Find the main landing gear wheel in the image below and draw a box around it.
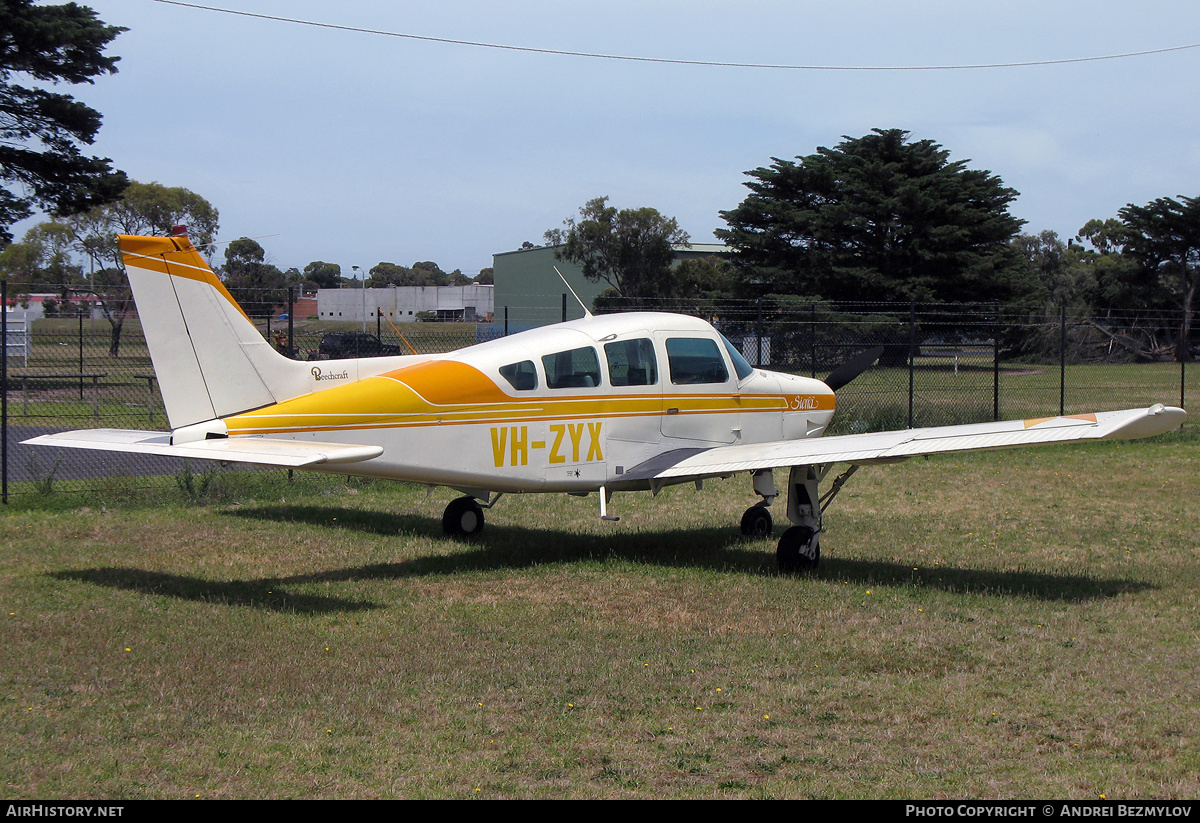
[777,526,820,573]
[739,505,774,538]
[442,496,485,538]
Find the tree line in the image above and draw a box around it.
[0,179,491,353]
[548,130,1199,361]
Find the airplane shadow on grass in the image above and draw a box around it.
[53,503,1157,614]
[50,566,380,615]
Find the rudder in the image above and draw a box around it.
[120,234,310,428]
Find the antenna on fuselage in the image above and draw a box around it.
[554,266,593,319]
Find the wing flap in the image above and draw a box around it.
[23,429,383,468]
[626,405,1185,481]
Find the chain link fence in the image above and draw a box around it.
[3,284,1194,499]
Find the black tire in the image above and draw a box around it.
[442,496,485,537]
[777,526,820,573]
[739,505,774,538]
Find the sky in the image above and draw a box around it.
[22,0,1200,279]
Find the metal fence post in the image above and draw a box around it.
[755,296,763,367]
[1060,303,1067,417]
[287,286,295,358]
[1182,354,1187,412]
[810,303,816,379]
[908,301,916,429]
[993,303,1001,421]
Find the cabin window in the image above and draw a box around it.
[542,346,601,389]
[499,360,538,391]
[604,338,657,387]
[666,337,729,385]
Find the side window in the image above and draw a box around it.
[542,346,601,389]
[666,337,729,385]
[604,338,658,387]
[498,360,538,391]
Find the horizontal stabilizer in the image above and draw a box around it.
[624,405,1186,481]
[23,429,383,468]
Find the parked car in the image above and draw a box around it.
[313,332,403,359]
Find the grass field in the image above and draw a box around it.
[2,426,1197,798]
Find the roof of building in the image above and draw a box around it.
[494,243,729,258]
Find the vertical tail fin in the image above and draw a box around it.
[120,234,311,428]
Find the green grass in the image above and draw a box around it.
[2,428,1198,798]
[830,359,1195,433]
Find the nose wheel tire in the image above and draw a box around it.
[443,496,485,537]
[777,526,820,572]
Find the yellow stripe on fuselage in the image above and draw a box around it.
[224,360,834,436]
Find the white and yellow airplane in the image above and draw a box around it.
[27,233,1187,571]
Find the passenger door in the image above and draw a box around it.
[655,333,740,445]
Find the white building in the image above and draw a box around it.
[316,285,494,323]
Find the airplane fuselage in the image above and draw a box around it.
[217,312,836,495]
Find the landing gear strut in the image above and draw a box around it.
[763,464,860,573]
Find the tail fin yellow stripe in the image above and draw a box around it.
[119,234,253,325]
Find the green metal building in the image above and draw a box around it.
[490,243,730,331]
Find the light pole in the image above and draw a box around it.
[352,265,366,332]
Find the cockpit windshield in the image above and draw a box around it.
[720,333,755,380]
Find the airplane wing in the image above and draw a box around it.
[624,404,1186,482]
[22,429,383,468]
